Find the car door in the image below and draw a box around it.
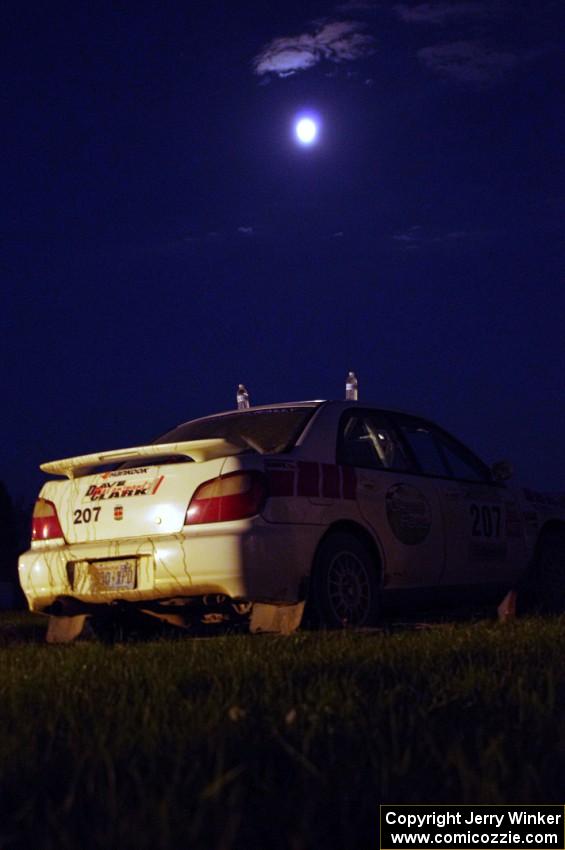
[392,414,528,588]
[337,409,445,590]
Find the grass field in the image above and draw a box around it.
[1,611,564,850]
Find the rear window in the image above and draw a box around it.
[155,407,317,455]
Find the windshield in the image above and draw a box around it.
[155,406,318,455]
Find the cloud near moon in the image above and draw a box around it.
[417,41,520,83]
[253,20,375,77]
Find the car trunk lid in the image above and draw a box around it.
[37,440,246,544]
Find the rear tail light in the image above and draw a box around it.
[31,498,66,542]
[185,471,267,525]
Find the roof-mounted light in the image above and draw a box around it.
[237,384,250,410]
[345,371,358,401]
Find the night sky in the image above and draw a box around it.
[3,0,564,504]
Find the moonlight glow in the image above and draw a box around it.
[295,117,319,145]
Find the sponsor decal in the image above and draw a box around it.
[101,467,149,479]
[505,502,524,538]
[85,475,164,501]
[523,488,565,507]
[386,484,432,545]
[469,540,507,561]
[114,506,124,520]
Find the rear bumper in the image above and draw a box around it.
[19,518,320,613]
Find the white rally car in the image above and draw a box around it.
[19,396,565,640]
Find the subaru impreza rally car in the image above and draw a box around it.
[19,397,565,641]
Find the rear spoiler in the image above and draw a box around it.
[40,439,245,479]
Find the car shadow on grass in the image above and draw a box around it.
[0,608,253,644]
[0,603,506,645]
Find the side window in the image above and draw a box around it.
[435,436,488,482]
[397,417,488,482]
[399,423,449,477]
[339,413,410,471]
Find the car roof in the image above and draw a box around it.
[175,399,419,428]
[170,400,324,428]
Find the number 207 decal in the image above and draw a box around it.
[73,507,101,524]
[470,504,501,538]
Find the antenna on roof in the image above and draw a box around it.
[345,371,358,401]
[237,384,250,410]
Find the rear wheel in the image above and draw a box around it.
[535,529,565,614]
[311,532,380,628]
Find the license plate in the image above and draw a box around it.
[90,559,136,590]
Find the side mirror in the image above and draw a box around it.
[491,460,513,482]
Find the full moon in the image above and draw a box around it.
[295,117,319,145]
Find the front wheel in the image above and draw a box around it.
[311,532,381,628]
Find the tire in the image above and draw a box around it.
[311,532,381,628]
[535,529,565,614]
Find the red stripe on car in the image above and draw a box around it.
[152,475,165,495]
[321,463,340,498]
[267,470,295,497]
[297,461,320,497]
[341,466,357,499]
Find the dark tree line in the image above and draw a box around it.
[0,482,31,600]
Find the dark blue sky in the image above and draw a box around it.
[2,0,564,502]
